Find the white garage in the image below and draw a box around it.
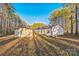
[14,28,33,37]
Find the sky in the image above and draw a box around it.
[12,3,63,25]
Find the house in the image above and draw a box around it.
[35,26,52,36]
[52,25,64,37]
[35,25,64,36]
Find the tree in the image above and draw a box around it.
[75,4,78,34]
[49,7,72,33]
[64,3,79,34]
[0,3,28,36]
[31,23,46,29]
[5,3,15,34]
[31,22,46,39]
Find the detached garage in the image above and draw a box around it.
[14,28,33,37]
[14,28,26,37]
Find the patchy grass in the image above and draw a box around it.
[38,34,79,56]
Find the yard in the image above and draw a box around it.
[0,33,79,56]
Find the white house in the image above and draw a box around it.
[35,25,64,37]
[52,25,64,37]
[35,26,52,36]
[44,27,51,36]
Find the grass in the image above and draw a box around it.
[37,34,79,56]
[2,37,28,56]
[35,35,58,56]
[2,33,79,56]
[37,34,69,55]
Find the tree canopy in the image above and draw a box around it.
[31,23,46,29]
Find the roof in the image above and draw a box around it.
[35,24,64,30]
[35,26,51,30]
[52,24,64,28]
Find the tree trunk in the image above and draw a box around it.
[1,17,3,36]
[75,4,78,35]
[70,14,73,34]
